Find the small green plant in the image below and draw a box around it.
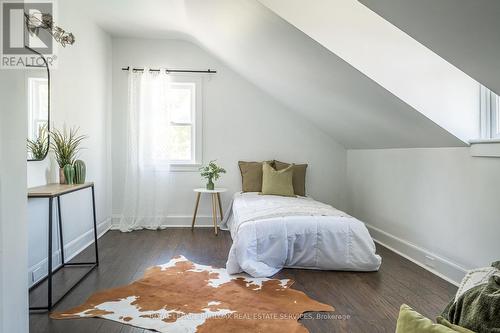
[27,124,48,160]
[200,160,226,190]
[50,126,87,168]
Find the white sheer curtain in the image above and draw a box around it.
[118,70,173,232]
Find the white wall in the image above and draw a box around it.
[347,148,500,284]
[112,38,347,224]
[0,71,29,333]
[26,1,112,286]
[260,0,480,143]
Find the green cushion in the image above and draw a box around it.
[261,162,295,197]
[436,317,475,333]
[396,305,459,333]
[274,160,307,196]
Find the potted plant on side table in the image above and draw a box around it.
[50,126,87,184]
[200,160,226,190]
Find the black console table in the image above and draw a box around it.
[28,182,99,311]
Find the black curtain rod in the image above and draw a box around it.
[121,66,216,74]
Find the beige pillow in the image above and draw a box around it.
[261,162,295,197]
[238,161,275,192]
[274,160,307,196]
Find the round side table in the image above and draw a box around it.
[191,188,227,235]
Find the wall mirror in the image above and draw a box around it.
[26,52,50,161]
[23,10,75,161]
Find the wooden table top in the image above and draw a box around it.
[28,182,94,198]
[194,188,227,193]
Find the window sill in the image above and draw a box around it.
[170,164,201,172]
[469,139,500,157]
[469,138,500,144]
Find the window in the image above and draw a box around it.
[480,85,500,139]
[166,76,202,168]
[167,82,196,162]
[128,72,203,171]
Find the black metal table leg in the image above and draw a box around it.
[91,184,99,266]
[57,196,65,265]
[29,184,100,312]
[47,197,53,310]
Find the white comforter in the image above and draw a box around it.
[221,192,382,277]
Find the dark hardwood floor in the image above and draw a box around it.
[29,229,457,333]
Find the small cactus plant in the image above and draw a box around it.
[74,159,86,184]
[63,164,75,185]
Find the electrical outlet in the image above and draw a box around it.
[424,255,435,268]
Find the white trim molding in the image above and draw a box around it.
[28,217,112,287]
[366,223,467,286]
[169,163,202,172]
[110,214,216,229]
[469,141,500,157]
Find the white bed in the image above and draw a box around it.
[221,192,382,277]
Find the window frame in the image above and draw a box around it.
[494,94,500,138]
[480,85,500,139]
[166,75,203,171]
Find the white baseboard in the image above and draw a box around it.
[110,215,215,229]
[28,217,112,287]
[366,223,467,286]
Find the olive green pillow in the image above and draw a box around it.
[261,162,295,197]
[274,160,307,196]
[396,305,460,333]
[238,161,275,192]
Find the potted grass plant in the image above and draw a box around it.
[50,126,87,184]
[200,160,226,190]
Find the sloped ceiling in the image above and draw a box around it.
[259,0,479,143]
[82,0,465,148]
[359,0,500,96]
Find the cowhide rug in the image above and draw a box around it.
[51,255,334,332]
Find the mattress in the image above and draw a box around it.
[221,192,382,277]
